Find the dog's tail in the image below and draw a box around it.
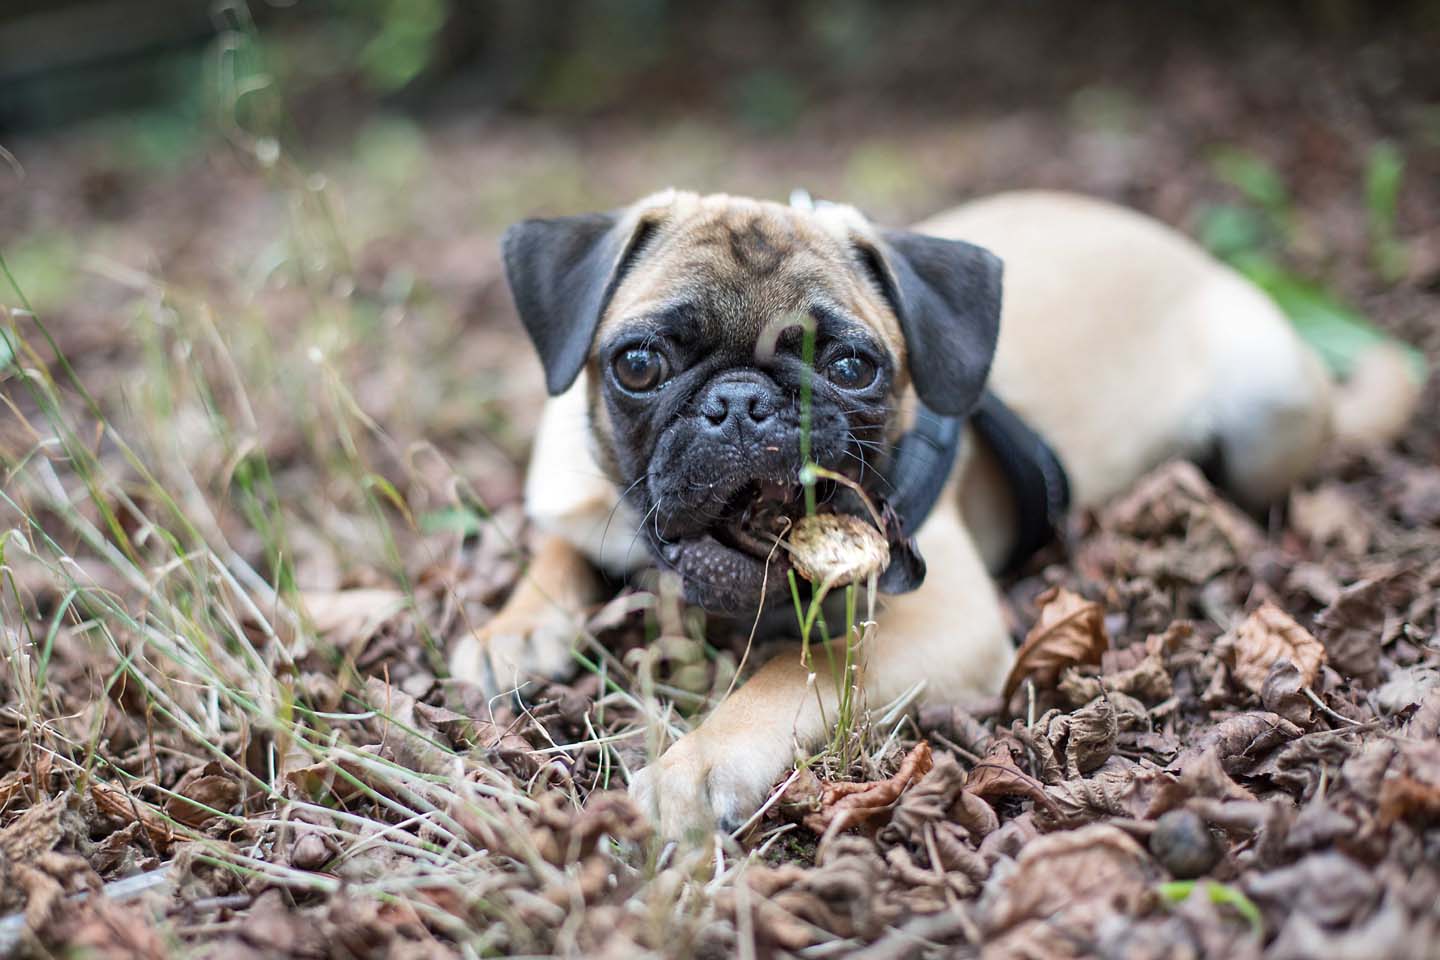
[1329,342,1425,450]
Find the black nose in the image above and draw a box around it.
[698,376,778,433]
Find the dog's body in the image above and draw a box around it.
[452,189,1416,839]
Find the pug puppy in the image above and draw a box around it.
[451,189,1418,840]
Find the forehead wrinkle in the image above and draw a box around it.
[601,195,901,359]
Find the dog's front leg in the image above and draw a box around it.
[630,501,1013,840]
[450,532,598,698]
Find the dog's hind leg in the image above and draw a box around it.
[1198,271,1422,513]
[1194,274,1335,513]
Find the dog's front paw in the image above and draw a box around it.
[628,730,790,841]
[450,605,580,699]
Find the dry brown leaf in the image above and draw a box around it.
[1315,577,1389,681]
[1378,774,1440,827]
[783,742,934,836]
[164,764,242,830]
[1098,460,1265,585]
[1060,649,1174,706]
[1039,756,1158,826]
[1220,602,1327,695]
[886,752,1000,845]
[0,771,29,813]
[0,796,99,933]
[1149,747,1256,819]
[0,796,66,913]
[67,895,171,960]
[983,824,1162,949]
[90,783,179,851]
[1003,587,1109,701]
[1174,713,1303,778]
[1244,852,1380,930]
[527,791,649,867]
[1260,659,1313,725]
[363,676,459,775]
[964,740,1059,819]
[1043,696,1118,777]
[283,754,374,804]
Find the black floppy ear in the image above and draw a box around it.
[862,230,1003,416]
[501,211,656,395]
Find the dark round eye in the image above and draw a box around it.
[825,354,877,390]
[613,347,669,392]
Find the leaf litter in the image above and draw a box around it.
[4,57,1440,959]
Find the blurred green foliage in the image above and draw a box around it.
[356,0,446,92]
[1364,141,1407,283]
[1197,146,1425,381]
[1,232,79,315]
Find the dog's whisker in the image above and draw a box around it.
[598,475,647,563]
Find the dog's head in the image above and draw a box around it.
[502,191,1002,613]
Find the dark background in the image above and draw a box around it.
[2,0,1438,488]
[4,1,1439,139]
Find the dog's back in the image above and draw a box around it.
[921,190,1419,523]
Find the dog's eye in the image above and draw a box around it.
[825,355,877,390]
[613,348,669,392]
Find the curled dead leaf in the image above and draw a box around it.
[1260,659,1313,726]
[90,783,179,851]
[1173,713,1303,778]
[1219,602,1326,695]
[1098,460,1265,584]
[164,764,242,830]
[983,824,1162,949]
[727,838,897,948]
[1003,587,1109,702]
[1315,577,1389,681]
[783,742,934,836]
[886,752,1000,844]
[964,740,1059,818]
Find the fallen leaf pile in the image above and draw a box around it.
[5,45,1440,956]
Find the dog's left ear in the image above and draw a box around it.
[860,230,1003,416]
[502,211,658,395]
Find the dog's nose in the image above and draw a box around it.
[699,379,777,432]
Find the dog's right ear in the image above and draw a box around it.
[501,211,658,395]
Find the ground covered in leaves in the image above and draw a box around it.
[4,14,1440,959]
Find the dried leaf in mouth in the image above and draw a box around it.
[787,512,891,588]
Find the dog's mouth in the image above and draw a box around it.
[654,474,924,614]
[709,477,841,561]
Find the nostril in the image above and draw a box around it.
[747,396,773,423]
[702,397,729,426]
